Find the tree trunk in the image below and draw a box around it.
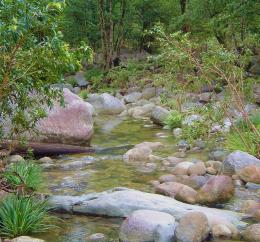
[179,0,189,32]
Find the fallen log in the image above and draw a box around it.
[1,140,95,156]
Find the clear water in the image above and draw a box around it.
[37,116,255,241]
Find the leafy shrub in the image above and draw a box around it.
[0,196,54,238]
[164,110,182,129]
[3,161,43,193]
[79,89,88,100]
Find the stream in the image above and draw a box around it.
[38,115,258,242]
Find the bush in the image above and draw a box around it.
[3,161,43,193]
[0,196,54,238]
[164,110,182,129]
[85,68,104,81]
[79,89,88,100]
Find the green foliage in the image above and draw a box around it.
[226,131,258,157]
[0,196,54,238]
[0,0,92,141]
[67,77,78,88]
[79,89,89,100]
[164,110,182,129]
[3,161,43,193]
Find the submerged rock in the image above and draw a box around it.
[175,212,210,242]
[119,210,176,242]
[221,151,260,175]
[86,233,106,242]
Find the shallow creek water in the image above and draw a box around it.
[38,116,257,242]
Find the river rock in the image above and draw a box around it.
[88,93,125,115]
[151,106,170,125]
[155,182,198,204]
[188,161,206,176]
[128,103,155,118]
[172,162,194,175]
[11,237,44,242]
[212,224,232,239]
[253,84,260,103]
[221,151,260,175]
[119,210,176,242]
[175,212,210,242]
[242,200,260,221]
[38,156,53,163]
[182,114,202,126]
[67,71,88,88]
[8,155,24,163]
[242,223,260,242]
[159,175,208,190]
[198,92,213,103]
[197,175,234,204]
[124,92,142,103]
[141,87,156,100]
[239,165,260,183]
[49,188,246,228]
[205,160,222,174]
[35,88,93,145]
[86,233,106,242]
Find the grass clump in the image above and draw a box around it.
[164,110,182,129]
[0,195,54,238]
[79,89,88,100]
[3,160,43,193]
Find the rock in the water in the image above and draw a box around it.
[212,224,232,239]
[119,210,176,242]
[88,93,125,115]
[221,151,260,175]
[8,155,24,163]
[123,142,162,163]
[175,212,210,242]
[188,161,206,176]
[35,88,93,145]
[49,188,246,229]
[151,106,170,126]
[141,87,156,100]
[38,156,53,163]
[173,128,182,138]
[86,233,106,242]
[242,200,260,221]
[11,236,45,242]
[242,223,260,242]
[197,175,234,204]
[124,92,142,103]
[239,165,260,183]
[172,162,194,175]
[155,182,198,204]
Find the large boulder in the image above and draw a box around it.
[119,210,176,242]
[49,188,246,229]
[35,88,93,146]
[175,212,210,242]
[197,175,234,204]
[87,93,125,115]
[221,151,260,175]
[151,106,170,125]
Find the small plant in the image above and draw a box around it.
[67,77,78,87]
[0,195,54,238]
[164,110,182,129]
[85,68,104,81]
[79,89,88,100]
[2,161,43,194]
